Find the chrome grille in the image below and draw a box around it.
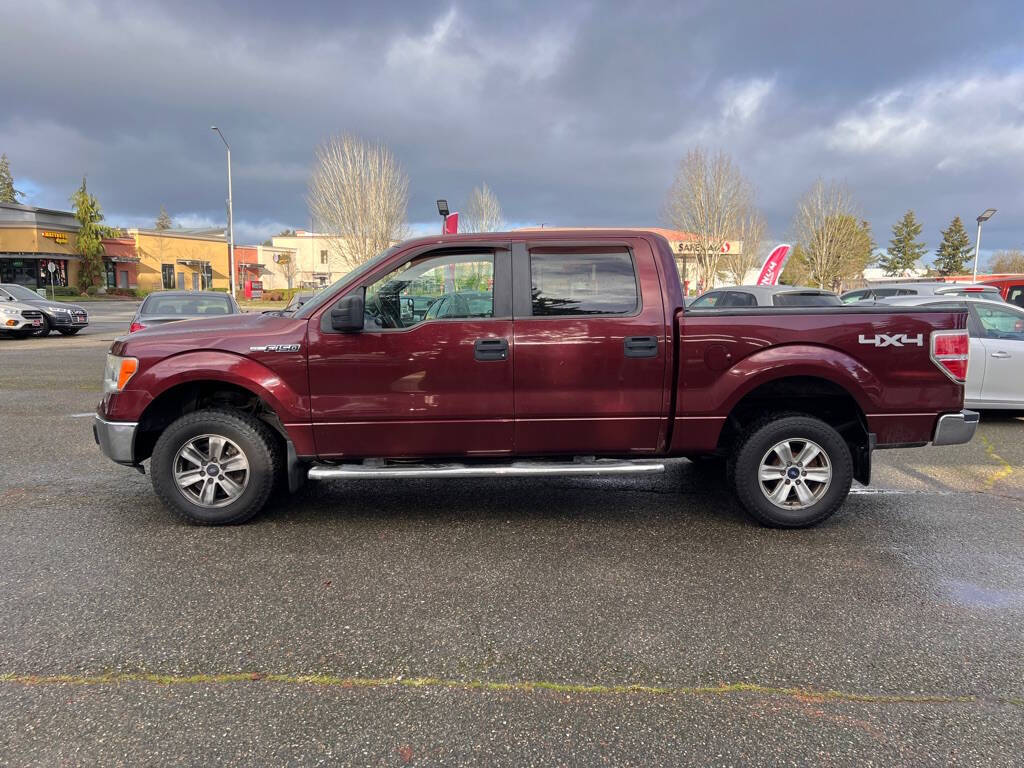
[21,310,43,320]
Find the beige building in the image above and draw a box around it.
[255,244,299,290]
[266,231,344,289]
[128,228,230,293]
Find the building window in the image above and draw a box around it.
[105,262,117,288]
[320,249,328,265]
[162,264,175,289]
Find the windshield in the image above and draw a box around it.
[293,245,403,318]
[1,284,43,302]
[141,293,234,316]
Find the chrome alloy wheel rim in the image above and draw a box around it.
[758,438,832,510]
[173,434,250,508]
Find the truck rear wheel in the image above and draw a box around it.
[730,414,852,528]
[151,409,280,525]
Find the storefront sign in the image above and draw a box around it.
[41,230,69,245]
[676,240,742,255]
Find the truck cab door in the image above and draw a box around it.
[510,239,669,455]
[306,245,513,459]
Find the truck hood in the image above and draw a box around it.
[113,312,309,357]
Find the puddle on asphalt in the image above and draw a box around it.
[941,579,1024,609]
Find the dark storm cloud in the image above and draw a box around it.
[2,0,1022,255]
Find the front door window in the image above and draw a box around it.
[364,253,494,330]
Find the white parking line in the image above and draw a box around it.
[69,413,95,418]
[849,487,954,496]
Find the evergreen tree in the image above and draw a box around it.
[0,153,24,203]
[879,210,927,276]
[155,205,173,230]
[71,178,112,292]
[933,216,972,276]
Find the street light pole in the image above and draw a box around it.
[972,208,997,282]
[211,126,236,297]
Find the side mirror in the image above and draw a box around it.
[330,289,364,332]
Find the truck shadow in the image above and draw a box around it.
[259,460,752,528]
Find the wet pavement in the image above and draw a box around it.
[0,329,1021,765]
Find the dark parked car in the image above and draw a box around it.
[0,283,89,336]
[690,285,841,309]
[129,290,241,333]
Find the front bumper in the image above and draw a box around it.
[93,415,138,464]
[932,409,980,446]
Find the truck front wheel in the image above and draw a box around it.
[150,409,280,525]
[730,414,852,528]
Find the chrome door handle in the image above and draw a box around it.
[990,351,1011,358]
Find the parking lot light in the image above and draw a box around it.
[973,208,997,281]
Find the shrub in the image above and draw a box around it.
[85,285,99,296]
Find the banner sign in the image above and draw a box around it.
[443,212,459,235]
[755,244,793,286]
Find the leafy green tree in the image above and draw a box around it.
[933,216,972,276]
[262,228,295,247]
[71,178,115,292]
[155,205,173,230]
[879,210,927,276]
[0,153,24,203]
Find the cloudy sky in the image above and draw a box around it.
[2,0,1022,263]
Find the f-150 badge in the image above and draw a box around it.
[857,333,924,347]
[249,344,301,352]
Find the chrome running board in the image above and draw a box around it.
[307,459,665,481]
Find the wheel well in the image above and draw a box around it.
[134,381,287,463]
[718,376,871,484]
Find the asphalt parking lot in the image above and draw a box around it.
[1,301,1022,765]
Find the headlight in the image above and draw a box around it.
[48,306,69,313]
[1,308,20,315]
[103,354,139,393]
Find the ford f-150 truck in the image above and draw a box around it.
[94,230,978,528]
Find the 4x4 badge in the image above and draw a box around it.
[857,333,923,348]
[250,344,301,353]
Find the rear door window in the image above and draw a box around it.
[529,250,638,316]
[973,303,1024,339]
[723,291,757,307]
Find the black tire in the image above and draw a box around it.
[32,315,51,337]
[57,327,82,336]
[151,409,281,525]
[729,413,852,528]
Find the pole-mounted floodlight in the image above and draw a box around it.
[972,208,997,281]
[437,199,449,234]
[211,126,236,297]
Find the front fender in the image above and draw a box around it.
[105,349,310,426]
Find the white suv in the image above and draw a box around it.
[0,296,45,339]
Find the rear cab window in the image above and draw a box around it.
[1006,285,1024,308]
[773,292,841,307]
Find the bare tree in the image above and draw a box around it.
[279,252,299,289]
[308,135,409,273]
[988,249,1024,273]
[718,208,766,285]
[663,148,757,290]
[462,183,504,232]
[792,180,873,291]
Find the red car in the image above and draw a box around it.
[979,275,1024,308]
[94,230,976,528]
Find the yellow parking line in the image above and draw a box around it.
[0,672,1007,705]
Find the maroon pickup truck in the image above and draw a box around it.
[95,229,977,528]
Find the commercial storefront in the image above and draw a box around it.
[0,202,80,288]
[127,228,230,293]
[101,236,140,289]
